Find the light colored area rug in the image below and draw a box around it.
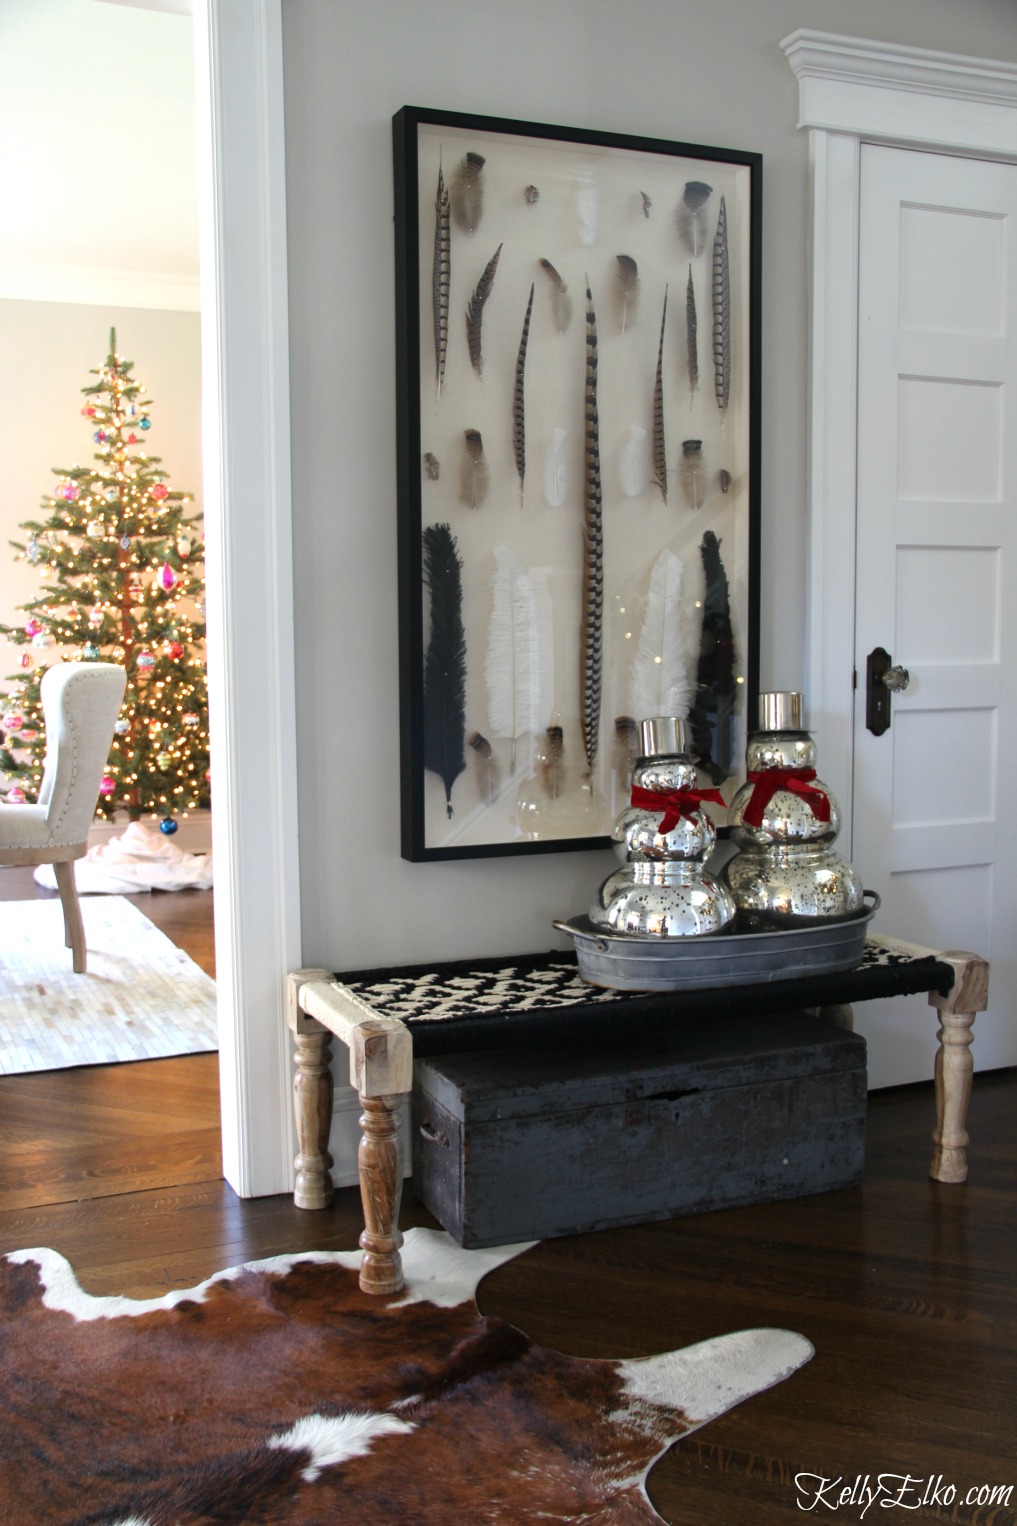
[0,896,217,1075]
[0,1228,813,1523]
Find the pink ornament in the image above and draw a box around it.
[151,483,169,502]
[2,713,24,731]
[99,776,116,797]
[136,651,155,672]
[58,481,80,502]
[19,728,37,742]
[127,433,138,444]
[24,619,42,637]
[20,653,33,669]
[6,786,26,805]
[160,563,176,590]
[81,406,96,417]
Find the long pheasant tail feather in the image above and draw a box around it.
[513,284,535,503]
[422,523,467,817]
[539,258,572,335]
[466,243,503,377]
[713,195,731,417]
[653,285,668,503]
[432,159,450,398]
[450,151,485,235]
[581,279,604,779]
[686,264,698,409]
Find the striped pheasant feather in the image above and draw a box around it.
[513,283,534,502]
[713,195,731,414]
[581,280,603,777]
[686,264,698,408]
[432,160,450,397]
[653,286,668,503]
[466,243,503,377]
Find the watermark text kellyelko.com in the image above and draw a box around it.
[795,1473,1014,1517]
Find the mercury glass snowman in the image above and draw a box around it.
[722,691,864,930]
[589,715,736,937]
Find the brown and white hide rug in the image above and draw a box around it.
[0,1228,812,1524]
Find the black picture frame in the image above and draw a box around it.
[395,105,761,862]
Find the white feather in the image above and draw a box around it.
[630,550,695,722]
[619,425,648,498]
[486,546,541,769]
[577,178,598,247]
[544,426,568,508]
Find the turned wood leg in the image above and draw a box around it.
[928,951,989,1185]
[54,859,86,974]
[292,1025,335,1209]
[931,1010,975,1184]
[358,1095,404,1296]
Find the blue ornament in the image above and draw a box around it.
[159,817,178,835]
[120,535,131,549]
[83,644,99,660]
[139,416,152,430]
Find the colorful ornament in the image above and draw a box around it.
[24,619,42,637]
[151,483,169,502]
[139,417,151,430]
[159,817,178,835]
[183,712,199,727]
[83,644,99,660]
[156,751,172,769]
[127,433,138,444]
[136,651,155,672]
[32,632,55,648]
[120,535,131,549]
[27,539,42,565]
[177,536,191,557]
[81,406,96,417]
[99,776,116,798]
[20,653,33,669]
[167,641,184,660]
[111,645,125,661]
[114,718,130,734]
[88,606,104,628]
[2,713,24,731]
[18,728,37,743]
[86,519,104,539]
[5,787,26,805]
[58,481,80,501]
[93,430,107,444]
[160,563,176,591]
[106,488,119,502]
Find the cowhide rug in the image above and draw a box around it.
[0,1228,812,1524]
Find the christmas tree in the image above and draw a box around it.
[0,330,210,826]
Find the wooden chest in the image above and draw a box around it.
[411,1011,866,1247]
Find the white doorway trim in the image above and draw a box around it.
[781,29,1017,851]
[193,0,302,1197]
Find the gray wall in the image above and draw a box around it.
[283,0,1017,971]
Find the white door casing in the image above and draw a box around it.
[783,31,1017,1084]
[854,145,1017,1083]
[193,0,303,1195]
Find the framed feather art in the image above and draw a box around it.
[394,105,761,861]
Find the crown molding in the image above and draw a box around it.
[0,261,201,312]
[781,29,1017,154]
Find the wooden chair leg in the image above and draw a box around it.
[53,860,86,974]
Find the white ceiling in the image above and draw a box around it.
[0,0,199,309]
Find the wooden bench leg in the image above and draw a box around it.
[292,1023,335,1209]
[357,1094,404,1295]
[928,951,989,1185]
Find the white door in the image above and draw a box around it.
[853,143,1017,1087]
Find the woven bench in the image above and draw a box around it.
[287,933,988,1295]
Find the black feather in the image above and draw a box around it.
[422,523,467,816]
[689,529,737,785]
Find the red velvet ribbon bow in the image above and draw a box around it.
[630,784,727,836]
[742,768,831,828]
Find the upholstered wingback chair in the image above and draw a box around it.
[0,662,127,972]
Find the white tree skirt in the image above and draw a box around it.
[34,821,213,895]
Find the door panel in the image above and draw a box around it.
[854,144,1017,1085]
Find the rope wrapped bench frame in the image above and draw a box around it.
[287,933,988,1296]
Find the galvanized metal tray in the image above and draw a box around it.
[553,891,881,993]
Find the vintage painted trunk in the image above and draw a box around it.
[411,1011,866,1247]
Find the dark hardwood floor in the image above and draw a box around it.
[0,864,1013,1523]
